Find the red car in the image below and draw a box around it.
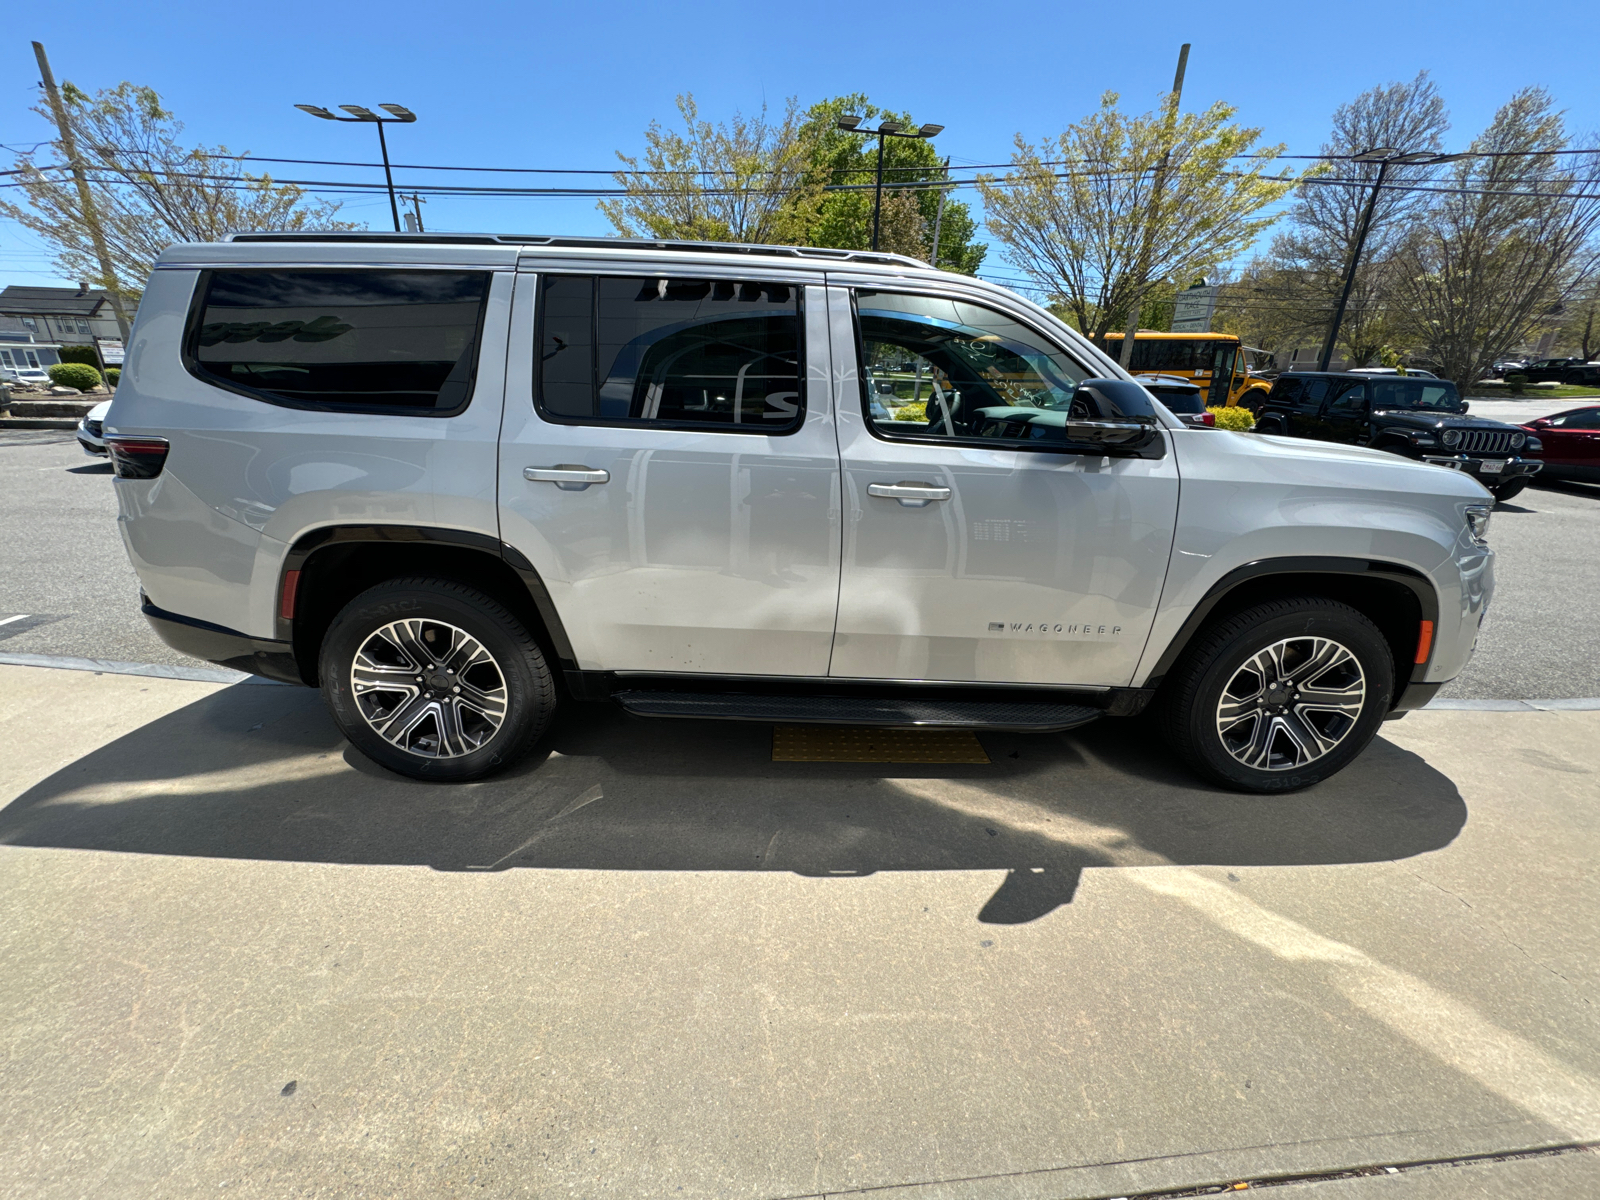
[1522,406,1600,483]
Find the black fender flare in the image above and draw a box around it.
[277,524,576,666]
[1144,555,1441,690]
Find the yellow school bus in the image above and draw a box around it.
[1098,332,1271,409]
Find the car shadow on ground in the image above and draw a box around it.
[0,684,1466,924]
[66,460,112,474]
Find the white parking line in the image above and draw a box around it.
[0,614,30,627]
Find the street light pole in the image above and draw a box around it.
[295,103,417,232]
[837,115,944,254]
[871,128,888,252]
[374,120,400,232]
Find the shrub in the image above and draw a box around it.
[890,401,928,423]
[58,344,100,367]
[1208,405,1256,431]
[47,362,103,392]
[1504,372,1527,396]
[106,367,121,388]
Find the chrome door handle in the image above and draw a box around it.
[868,481,951,508]
[524,465,609,491]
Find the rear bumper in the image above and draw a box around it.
[141,597,305,685]
[1421,454,1542,479]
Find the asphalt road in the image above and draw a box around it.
[2,425,1597,700]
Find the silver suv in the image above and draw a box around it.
[103,233,1494,792]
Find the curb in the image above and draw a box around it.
[0,417,81,430]
[1421,697,1600,712]
[0,651,268,685]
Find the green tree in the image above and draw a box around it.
[599,93,822,244]
[1268,73,1450,367]
[1390,88,1600,394]
[793,95,985,272]
[1,81,359,306]
[977,91,1300,340]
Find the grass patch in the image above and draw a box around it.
[1471,381,1600,400]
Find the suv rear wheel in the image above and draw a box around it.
[320,577,555,781]
[1159,597,1394,793]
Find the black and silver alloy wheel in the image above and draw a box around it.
[351,618,508,758]
[321,577,555,781]
[1161,596,1394,793]
[1214,636,1365,771]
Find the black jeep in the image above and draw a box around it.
[1249,372,1543,502]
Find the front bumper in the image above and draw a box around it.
[77,418,107,456]
[1420,454,1542,480]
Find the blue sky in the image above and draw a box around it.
[3,0,1595,290]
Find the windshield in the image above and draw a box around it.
[1371,378,1461,411]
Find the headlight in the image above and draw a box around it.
[1441,428,1462,448]
[1509,432,1525,449]
[1464,503,1492,546]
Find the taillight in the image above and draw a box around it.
[1200,411,1216,426]
[106,436,170,480]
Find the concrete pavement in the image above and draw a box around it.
[2,663,1597,1198]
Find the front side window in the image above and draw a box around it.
[1371,379,1461,411]
[856,290,1093,449]
[536,274,803,431]
[1326,381,1368,414]
[189,270,491,413]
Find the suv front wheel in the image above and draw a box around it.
[320,578,556,781]
[1160,597,1394,792]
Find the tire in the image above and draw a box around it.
[1159,597,1395,793]
[319,577,555,781]
[1489,478,1527,502]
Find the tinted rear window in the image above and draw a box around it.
[536,274,803,430]
[190,270,491,413]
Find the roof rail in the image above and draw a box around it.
[221,231,931,269]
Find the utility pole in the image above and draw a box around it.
[32,41,132,344]
[402,193,427,232]
[1118,43,1189,370]
[928,157,951,268]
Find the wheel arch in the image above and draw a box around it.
[277,525,575,687]
[1143,557,1439,704]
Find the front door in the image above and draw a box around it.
[497,268,841,676]
[827,284,1179,688]
[1321,379,1372,444]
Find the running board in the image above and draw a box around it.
[614,691,1104,732]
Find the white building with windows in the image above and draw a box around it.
[0,284,122,345]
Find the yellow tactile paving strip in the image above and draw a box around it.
[772,725,991,764]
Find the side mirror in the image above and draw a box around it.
[1459,401,1470,413]
[1067,379,1162,447]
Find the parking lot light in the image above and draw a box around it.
[295,101,419,232]
[834,116,946,251]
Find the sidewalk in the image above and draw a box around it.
[1,663,1597,1199]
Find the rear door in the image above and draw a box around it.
[497,264,841,676]
[826,282,1178,688]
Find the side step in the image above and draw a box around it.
[614,691,1103,733]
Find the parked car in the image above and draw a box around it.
[1134,373,1214,427]
[1253,371,1542,502]
[1559,363,1600,387]
[101,232,1496,794]
[1487,358,1527,379]
[1348,367,1439,379]
[1520,358,1587,384]
[77,399,111,456]
[0,361,51,387]
[1521,406,1600,483]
